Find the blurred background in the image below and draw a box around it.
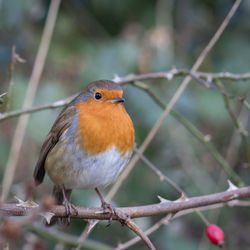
[1,0,250,249]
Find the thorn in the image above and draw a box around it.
[15,196,39,208]
[40,212,55,224]
[174,192,188,202]
[95,209,106,214]
[113,74,122,83]
[227,180,239,191]
[157,195,171,203]
[204,134,211,142]
[0,92,7,98]
[86,220,99,233]
[206,75,212,83]
[165,72,173,81]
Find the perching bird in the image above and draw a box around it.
[33,80,135,223]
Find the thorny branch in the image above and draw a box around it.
[1,186,250,219]
[1,69,250,122]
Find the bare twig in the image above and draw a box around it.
[75,220,99,250]
[1,68,250,122]
[125,219,156,250]
[114,69,250,85]
[216,80,250,168]
[5,46,26,111]
[1,0,61,202]
[133,146,183,194]
[0,95,75,122]
[186,70,245,101]
[116,213,173,250]
[106,0,242,202]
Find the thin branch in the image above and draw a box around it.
[114,69,250,85]
[1,186,250,219]
[1,67,250,122]
[125,219,156,250]
[0,95,75,122]
[216,80,250,168]
[116,214,173,250]
[75,220,100,250]
[133,146,183,194]
[5,46,26,111]
[0,0,61,202]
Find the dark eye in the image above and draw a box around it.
[95,92,102,100]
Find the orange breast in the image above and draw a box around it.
[75,100,135,156]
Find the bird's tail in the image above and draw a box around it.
[46,185,72,226]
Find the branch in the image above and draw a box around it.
[124,219,156,250]
[1,68,250,122]
[0,95,75,122]
[1,186,250,220]
[1,0,62,202]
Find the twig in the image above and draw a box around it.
[125,219,156,250]
[0,95,75,122]
[5,46,26,111]
[75,220,99,250]
[0,92,7,105]
[186,70,245,101]
[114,69,250,85]
[1,68,250,122]
[1,186,250,219]
[133,148,211,226]
[0,0,61,202]
[116,214,173,250]
[215,80,250,168]
[106,0,242,202]
[133,146,183,194]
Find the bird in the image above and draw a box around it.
[33,80,135,224]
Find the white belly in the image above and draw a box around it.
[45,131,131,190]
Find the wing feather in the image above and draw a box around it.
[33,105,77,185]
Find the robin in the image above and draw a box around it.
[33,80,135,223]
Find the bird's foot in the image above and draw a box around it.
[62,199,78,224]
[101,201,129,227]
[95,188,129,226]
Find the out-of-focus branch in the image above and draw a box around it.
[215,80,250,169]
[1,0,62,202]
[5,46,26,111]
[1,186,250,219]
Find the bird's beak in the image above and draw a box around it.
[111,97,125,103]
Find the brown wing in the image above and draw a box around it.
[33,104,77,185]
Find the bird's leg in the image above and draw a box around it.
[95,188,128,226]
[62,185,78,223]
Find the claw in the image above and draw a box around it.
[62,186,78,224]
[95,188,128,226]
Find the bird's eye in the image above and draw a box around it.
[95,92,102,100]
